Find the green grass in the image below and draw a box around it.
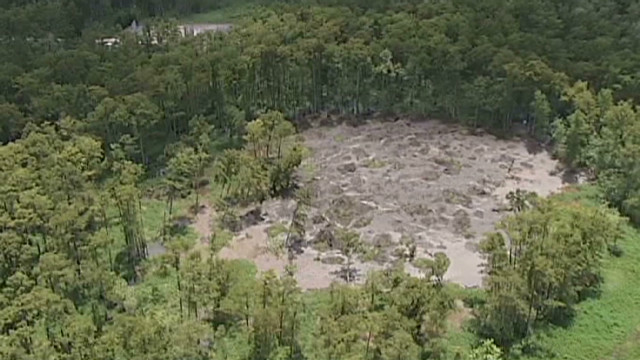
[523,185,640,359]
[521,224,640,360]
[442,284,484,359]
[443,185,640,360]
[446,328,477,360]
[139,196,196,244]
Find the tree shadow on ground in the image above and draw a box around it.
[560,168,586,184]
[511,337,559,359]
[331,266,361,284]
[167,219,193,237]
[523,137,547,155]
[173,215,193,228]
[286,234,306,256]
[546,307,578,328]
[114,250,136,282]
[240,207,264,228]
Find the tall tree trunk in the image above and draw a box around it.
[175,256,183,319]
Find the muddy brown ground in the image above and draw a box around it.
[202,119,569,289]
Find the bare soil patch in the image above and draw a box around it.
[217,222,375,289]
[212,119,569,289]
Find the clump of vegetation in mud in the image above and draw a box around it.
[212,111,304,206]
[324,197,375,227]
[434,156,462,175]
[443,189,473,207]
[363,157,387,169]
[452,209,472,237]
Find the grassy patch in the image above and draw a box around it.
[211,229,234,253]
[442,284,483,358]
[442,185,640,360]
[267,223,288,239]
[521,224,640,360]
[140,196,196,242]
[443,227,640,360]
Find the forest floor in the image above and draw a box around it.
[194,117,575,290]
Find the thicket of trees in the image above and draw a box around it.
[1,0,640,359]
[2,0,640,156]
[553,81,640,223]
[478,195,623,349]
[3,0,639,221]
[0,122,452,358]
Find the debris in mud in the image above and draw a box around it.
[392,162,406,170]
[363,158,387,169]
[352,147,369,160]
[465,241,480,253]
[520,161,534,169]
[320,254,345,265]
[467,182,490,196]
[492,153,516,164]
[491,204,512,213]
[397,234,418,261]
[433,156,457,168]
[443,165,462,176]
[350,175,365,189]
[421,170,441,182]
[373,233,394,249]
[479,175,501,188]
[338,162,357,174]
[452,209,471,235]
[240,207,265,228]
[327,184,343,195]
[418,145,431,155]
[406,136,421,147]
[438,214,451,226]
[352,215,374,228]
[404,203,433,218]
[420,215,438,228]
[443,189,473,207]
[311,213,326,224]
[444,150,459,159]
[325,197,375,227]
[312,225,340,251]
[215,119,566,289]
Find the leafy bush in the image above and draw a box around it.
[608,243,624,258]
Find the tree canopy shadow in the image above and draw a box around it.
[331,266,361,284]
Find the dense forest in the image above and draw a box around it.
[1,0,640,359]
